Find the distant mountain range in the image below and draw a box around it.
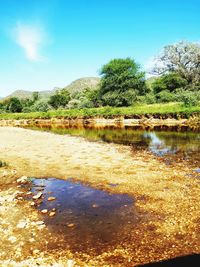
[0,77,100,100]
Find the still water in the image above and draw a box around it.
[25,125,200,163]
[23,178,137,254]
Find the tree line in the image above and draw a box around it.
[0,40,200,114]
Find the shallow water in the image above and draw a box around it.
[24,178,137,254]
[24,125,200,163]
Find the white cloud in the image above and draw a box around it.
[14,23,45,61]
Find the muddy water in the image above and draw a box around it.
[23,178,137,254]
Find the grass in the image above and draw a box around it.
[0,102,200,120]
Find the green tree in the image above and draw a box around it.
[8,97,23,113]
[32,91,40,102]
[99,58,147,106]
[152,73,188,94]
[49,91,70,109]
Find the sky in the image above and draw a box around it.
[0,0,200,97]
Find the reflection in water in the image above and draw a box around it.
[24,178,136,254]
[24,125,200,161]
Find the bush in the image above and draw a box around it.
[31,100,51,112]
[156,90,175,103]
[152,73,188,94]
[175,90,199,106]
[67,99,81,109]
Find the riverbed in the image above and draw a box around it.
[0,126,199,266]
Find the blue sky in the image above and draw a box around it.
[0,0,200,96]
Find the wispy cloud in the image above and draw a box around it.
[13,23,45,61]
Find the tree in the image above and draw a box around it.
[152,41,200,84]
[99,58,147,106]
[152,73,188,94]
[8,97,23,113]
[49,90,70,109]
[32,91,40,102]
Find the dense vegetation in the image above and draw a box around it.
[0,41,199,116]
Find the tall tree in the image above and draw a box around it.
[152,41,200,84]
[99,58,147,106]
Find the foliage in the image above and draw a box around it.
[32,91,40,102]
[175,89,199,107]
[49,91,70,109]
[152,41,200,83]
[102,89,137,107]
[31,100,51,112]
[99,58,147,106]
[8,97,23,113]
[156,90,175,103]
[152,73,188,94]
[0,103,199,121]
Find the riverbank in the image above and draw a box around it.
[0,127,199,266]
[0,103,199,129]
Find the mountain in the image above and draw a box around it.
[62,77,100,94]
[0,77,100,100]
[3,89,56,100]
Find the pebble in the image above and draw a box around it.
[47,196,56,201]
[67,223,75,228]
[35,221,44,225]
[49,211,56,217]
[92,204,99,208]
[17,221,27,229]
[32,192,43,200]
[33,249,40,255]
[16,176,28,184]
[8,236,17,243]
[41,209,48,214]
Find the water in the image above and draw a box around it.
[24,178,137,254]
[24,125,200,164]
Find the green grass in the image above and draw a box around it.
[0,102,200,120]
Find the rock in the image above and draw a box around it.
[35,221,44,225]
[49,211,56,217]
[17,221,27,229]
[16,176,28,184]
[32,192,43,200]
[8,236,17,243]
[67,223,75,228]
[41,209,48,214]
[47,196,56,201]
[92,204,99,208]
[30,201,35,206]
[33,249,40,255]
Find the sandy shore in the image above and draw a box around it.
[0,126,199,266]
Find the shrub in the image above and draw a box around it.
[175,90,199,106]
[31,100,51,112]
[67,99,81,109]
[152,73,188,94]
[156,90,175,103]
